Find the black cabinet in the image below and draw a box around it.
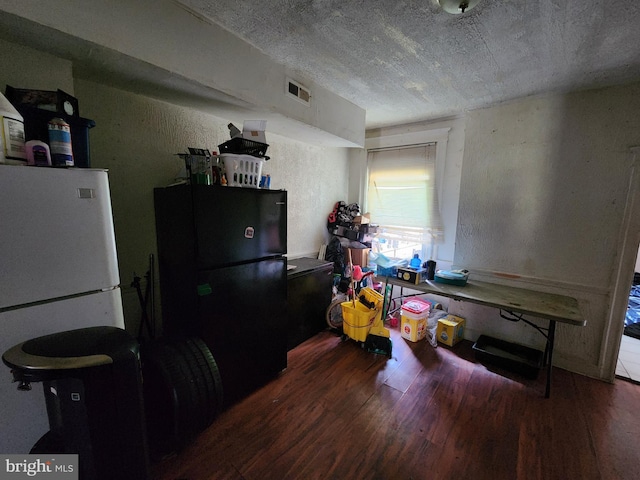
[287,258,334,350]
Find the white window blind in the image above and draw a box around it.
[367,144,443,248]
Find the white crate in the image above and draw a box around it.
[221,153,264,188]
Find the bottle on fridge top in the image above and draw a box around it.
[0,92,26,164]
[48,117,74,166]
[25,140,52,166]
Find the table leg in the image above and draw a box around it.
[545,320,557,398]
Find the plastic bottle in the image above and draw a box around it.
[48,117,74,166]
[410,253,422,269]
[210,150,221,185]
[0,92,26,163]
[25,140,52,166]
[426,260,437,280]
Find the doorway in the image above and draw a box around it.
[614,147,640,383]
[617,335,640,382]
[617,252,640,383]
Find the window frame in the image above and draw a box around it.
[362,128,451,261]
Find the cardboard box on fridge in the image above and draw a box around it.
[242,120,267,144]
[348,247,370,267]
[436,314,465,346]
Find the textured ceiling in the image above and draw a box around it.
[176,0,640,128]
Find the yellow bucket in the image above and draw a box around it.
[341,287,384,342]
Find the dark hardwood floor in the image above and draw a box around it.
[152,326,640,480]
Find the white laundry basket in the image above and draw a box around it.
[221,153,264,188]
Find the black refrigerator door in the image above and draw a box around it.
[196,257,287,406]
[192,187,287,268]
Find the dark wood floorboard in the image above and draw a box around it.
[152,326,640,480]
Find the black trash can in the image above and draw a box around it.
[2,326,150,480]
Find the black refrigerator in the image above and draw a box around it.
[154,184,287,406]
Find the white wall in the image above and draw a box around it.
[455,84,640,379]
[0,39,74,94]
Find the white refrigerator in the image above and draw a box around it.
[0,165,125,454]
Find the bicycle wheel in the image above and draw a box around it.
[326,294,348,329]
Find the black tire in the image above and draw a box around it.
[166,340,210,438]
[191,338,223,420]
[140,340,199,457]
[171,338,223,430]
[141,337,224,458]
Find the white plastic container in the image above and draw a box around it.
[400,299,431,342]
[221,153,264,188]
[0,92,26,164]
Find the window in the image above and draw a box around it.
[366,143,443,261]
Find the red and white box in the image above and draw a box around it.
[400,299,431,342]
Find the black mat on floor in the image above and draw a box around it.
[624,322,640,339]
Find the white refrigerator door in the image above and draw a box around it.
[0,287,125,454]
[0,165,120,309]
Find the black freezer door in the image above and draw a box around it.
[196,258,287,405]
[192,186,286,267]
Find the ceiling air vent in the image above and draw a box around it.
[286,79,311,106]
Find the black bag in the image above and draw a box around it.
[325,236,345,276]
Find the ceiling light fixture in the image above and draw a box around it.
[438,0,482,14]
